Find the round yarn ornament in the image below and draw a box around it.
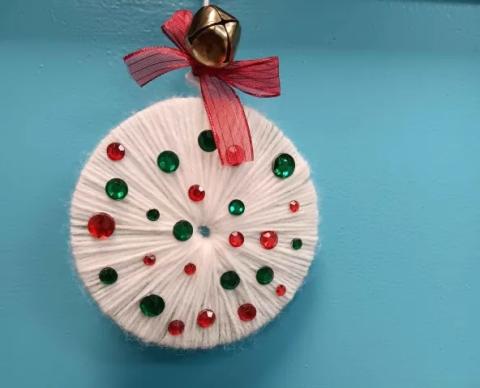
[70,97,319,349]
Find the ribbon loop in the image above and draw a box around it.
[124,47,190,87]
[124,9,280,166]
[217,57,280,97]
[161,10,193,53]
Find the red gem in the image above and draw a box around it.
[238,303,257,321]
[184,263,196,275]
[106,142,125,161]
[259,231,278,249]
[168,320,185,336]
[143,254,156,266]
[197,309,216,328]
[229,231,244,247]
[289,200,300,213]
[276,284,287,296]
[87,213,115,239]
[188,184,205,202]
[225,145,245,166]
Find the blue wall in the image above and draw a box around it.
[1,1,479,387]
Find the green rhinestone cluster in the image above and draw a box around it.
[105,178,128,200]
[228,199,245,216]
[94,130,307,334]
[139,294,165,317]
[99,267,118,285]
[291,238,303,250]
[272,153,295,179]
[198,130,217,152]
[220,271,241,290]
[146,208,160,221]
[157,150,180,173]
[173,220,193,241]
[256,266,274,285]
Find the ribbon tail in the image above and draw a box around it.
[124,47,190,87]
[200,74,254,166]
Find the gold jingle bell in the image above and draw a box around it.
[186,5,241,68]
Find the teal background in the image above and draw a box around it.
[1,1,479,387]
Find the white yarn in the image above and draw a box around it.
[185,71,200,89]
[70,97,319,349]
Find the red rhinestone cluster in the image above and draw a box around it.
[184,263,196,275]
[289,200,300,213]
[188,184,205,202]
[229,231,244,247]
[276,284,287,297]
[168,320,185,336]
[106,142,125,161]
[143,254,156,266]
[197,309,216,328]
[88,213,115,239]
[87,140,302,338]
[238,303,257,321]
[259,231,278,249]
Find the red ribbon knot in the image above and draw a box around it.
[124,9,281,166]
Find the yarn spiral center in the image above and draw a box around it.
[198,225,211,238]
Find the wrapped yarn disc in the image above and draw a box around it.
[70,97,319,349]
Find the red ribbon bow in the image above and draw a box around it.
[124,10,280,166]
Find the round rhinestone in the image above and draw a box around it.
[87,213,115,239]
[238,303,257,321]
[289,200,300,213]
[197,309,216,328]
[220,271,240,290]
[139,294,165,317]
[260,231,278,249]
[146,208,160,221]
[168,320,185,336]
[106,142,125,161]
[105,178,128,200]
[272,153,295,178]
[143,254,156,266]
[188,184,205,202]
[184,263,196,275]
[229,231,244,247]
[228,199,245,216]
[198,130,217,152]
[157,150,179,173]
[99,267,118,285]
[276,284,287,296]
[291,238,303,250]
[225,145,245,166]
[256,266,274,285]
[173,220,193,241]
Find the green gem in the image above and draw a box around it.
[157,150,179,173]
[146,208,160,221]
[99,267,118,285]
[139,294,165,317]
[105,178,128,200]
[173,220,193,241]
[198,130,217,152]
[256,266,274,285]
[272,153,296,179]
[291,238,303,250]
[220,271,241,290]
[228,199,245,216]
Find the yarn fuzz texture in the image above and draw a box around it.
[70,97,319,349]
